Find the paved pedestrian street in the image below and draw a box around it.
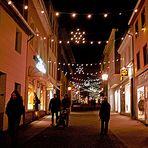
[20,112,126,148]
[1,111,148,148]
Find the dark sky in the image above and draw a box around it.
[51,0,138,64]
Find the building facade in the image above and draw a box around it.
[103,29,120,112]
[128,0,148,124]
[0,0,59,130]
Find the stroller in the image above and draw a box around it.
[56,108,68,127]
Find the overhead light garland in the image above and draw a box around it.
[54,8,138,19]
[70,28,86,44]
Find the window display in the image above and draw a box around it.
[137,86,145,120]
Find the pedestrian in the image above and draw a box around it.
[99,96,110,136]
[34,92,40,111]
[6,90,24,147]
[48,94,61,126]
[61,94,71,126]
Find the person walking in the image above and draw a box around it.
[34,92,40,111]
[48,94,61,126]
[6,90,24,147]
[99,96,110,136]
[61,94,71,126]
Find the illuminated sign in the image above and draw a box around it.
[120,68,128,81]
[35,55,46,74]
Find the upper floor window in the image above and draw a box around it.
[141,8,146,28]
[15,82,21,94]
[136,51,140,70]
[143,44,148,66]
[15,28,22,54]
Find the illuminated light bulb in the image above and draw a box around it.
[24,5,28,10]
[87,14,92,19]
[98,41,101,44]
[83,32,85,34]
[90,41,93,44]
[119,12,122,15]
[77,28,80,31]
[82,38,85,40]
[59,40,62,44]
[82,41,85,44]
[71,38,74,40]
[71,31,74,34]
[104,13,108,18]
[8,1,12,5]
[121,37,124,40]
[134,9,138,13]
[55,12,59,16]
[106,40,109,44]
[72,13,77,18]
[67,41,70,44]
[74,35,76,37]
[43,37,46,40]
[51,39,54,42]
[41,10,44,14]
[36,33,39,36]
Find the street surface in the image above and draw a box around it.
[19,111,127,148]
[1,111,148,148]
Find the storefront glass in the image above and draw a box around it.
[125,83,131,113]
[137,86,145,120]
[115,90,121,113]
[28,84,35,110]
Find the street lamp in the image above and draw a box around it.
[101,73,108,96]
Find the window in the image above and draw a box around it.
[135,21,139,38]
[143,44,148,66]
[15,82,21,94]
[141,8,146,28]
[136,52,140,70]
[15,28,22,54]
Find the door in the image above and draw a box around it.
[0,72,6,130]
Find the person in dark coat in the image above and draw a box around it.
[61,94,71,126]
[34,92,40,111]
[49,94,61,126]
[6,90,24,147]
[99,96,110,135]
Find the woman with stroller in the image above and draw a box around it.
[61,94,71,127]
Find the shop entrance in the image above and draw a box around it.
[0,72,6,130]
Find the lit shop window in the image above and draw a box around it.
[28,84,34,110]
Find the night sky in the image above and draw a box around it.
[50,0,138,64]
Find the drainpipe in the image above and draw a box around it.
[127,31,136,119]
[23,34,35,123]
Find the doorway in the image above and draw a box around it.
[0,72,6,130]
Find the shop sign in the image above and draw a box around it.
[35,55,46,74]
[120,68,128,81]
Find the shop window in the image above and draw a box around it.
[28,84,34,110]
[15,28,22,54]
[141,8,146,28]
[136,52,140,70]
[137,87,145,120]
[143,44,148,66]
